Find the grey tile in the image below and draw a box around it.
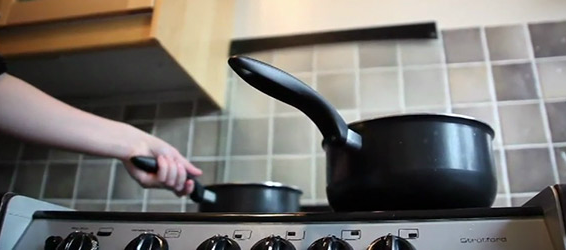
[546,101,566,142]
[448,65,491,104]
[192,119,224,157]
[452,105,497,132]
[230,78,271,117]
[230,118,269,156]
[74,203,107,211]
[185,203,199,212]
[76,161,112,199]
[529,21,566,58]
[492,64,537,101]
[506,148,554,193]
[399,40,442,65]
[112,163,144,199]
[194,161,224,185]
[109,202,142,212]
[316,43,356,70]
[359,41,397,68]
[485,25,529,61]
[359,69,401,112]
[0,135,21,160]
[316,157,327,200]
[155,118,190,155]
[124,104,156,121]
[405,107,447,114]
[49,149,80,161]
[537,60,566,98]
[157,102,193,119]
[148,188,178,200]
[195,98,221,117]
[91,106,123,121]
[492,196,509,207]
[272,116,313,155]
[226,159,268,182]
[317,72,356,109]
[494,151,505,194]
[147,203,182,212]
[21,143,49,160]
[556,147,566,183]
[403,68,446,108]
[272,158,312,199]
[12,163,45,198]
[0,163,15,192]
[245,51,274,64]
[47,200,72,208]
[512,196,535,207]
[499,104,546,144]
[442,28,485,63]
[44,163,78,199]
[274,73,312,114]
[273,46,314,73]
[360,111,400,120]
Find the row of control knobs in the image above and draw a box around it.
[46,231,415,250]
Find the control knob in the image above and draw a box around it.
[197,235,240,250]
[55,231,99,250]
[308,235,353,250]
[125,233,168,250]
[44,236,63,250]
[367,234,415,250]
[251,235,296,250]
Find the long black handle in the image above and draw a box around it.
[228,55,361,149]
[130,156,214,203]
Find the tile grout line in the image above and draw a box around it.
[266,53,277,182]
[37,158,50,200]
[480,26,512,206]
[182,99,199,212]
[105,160,117,212]
[310,47,319,202]
[7,143,24,192]
[142,102,161,212]
[522,23,560,184]
[437,29,453,113]
[396,42,406,112]
[354,43,362,120]
[70,154,84,209]
[223,72,238,182]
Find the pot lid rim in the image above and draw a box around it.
[205,181,303,193]
[350,112,495,138]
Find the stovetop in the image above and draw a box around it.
[7,185,566,250]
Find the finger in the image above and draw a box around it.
[184,179,195,195]
[175,160,187,192]
[165,156,177,188]
[156,155,168,184]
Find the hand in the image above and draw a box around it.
[120,134,202,197]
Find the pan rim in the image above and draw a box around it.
[349,112,495,138]
[205,181,303,194]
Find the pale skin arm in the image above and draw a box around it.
[0,73,202,196]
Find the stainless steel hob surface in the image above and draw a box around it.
[8,185,566,250]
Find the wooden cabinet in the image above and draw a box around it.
[0,0,234,108]
[0,0,154,27]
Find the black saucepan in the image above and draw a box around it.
[131,156,302,213]
[228,55,497,211]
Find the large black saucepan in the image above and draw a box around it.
[228,55,497,211]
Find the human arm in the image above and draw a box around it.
[0,73,201,195]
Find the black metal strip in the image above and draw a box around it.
[32,207,542,223]
[230,22,437,55]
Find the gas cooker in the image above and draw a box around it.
[9,185,566,250]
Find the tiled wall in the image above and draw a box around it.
[0,20,565,211]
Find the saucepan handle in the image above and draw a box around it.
[228,55,361,149]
